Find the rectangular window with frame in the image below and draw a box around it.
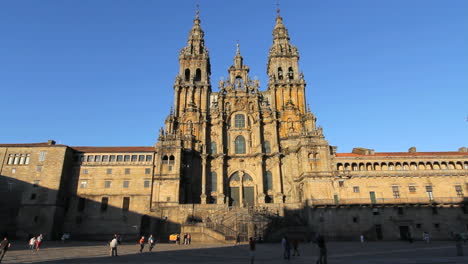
[131,155,137,162]
[109,155,116,162]
[122,197,130,211]
[125,168,130,174]
[124,155,130,162]
[80,180,87,188]
[146,155,152,162]
[39,151,47,162]
[455,185,463,197]
[102,155,108,162]
[392,186,400,198]
[123,180,129,188]
[117,155,123,162]
[145,168,151,175]
[82,169,88,174]
[105,180,111,188]
[7,155,14,165]
[144,179,151,188]
[94,155,101,162]
[106,168,112,174]
[353,186,360,193]
[100,197,108,212]
[139,155,145,161]
[37,165,42,172]
[409,185,416,193]
[87,155,93,162]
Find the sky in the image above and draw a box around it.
[0,0,467,152]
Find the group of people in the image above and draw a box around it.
[175,233,191,245]
[138,235,157,253]
[281,236,301,260]
[109,234,159,256]
[28,234,44,251]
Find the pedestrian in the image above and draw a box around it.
[139,236,145,253]
[236,233,241,245]
[176,234,180,245]
[292,239,300,256]
[187,233,191,245]
[148,235,155,252]
[117,234,122,245]
[28,236,36,251]
[249,237,256,264]
[109,235,118,256]
[315,234,327,264]
[35,234,43,251]
[360,234,365,243]
[183,233,188,245]
[281,236,291,260]
[0,237,11,263]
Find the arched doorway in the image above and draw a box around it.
[228,171,255,207]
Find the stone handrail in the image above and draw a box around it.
[309,196,466,205]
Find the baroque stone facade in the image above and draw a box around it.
[1,11,467,242]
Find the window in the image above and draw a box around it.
[434,223,440,229]
[352,216,359,223]
[169,155,175,165]
[30,193,37,200]
[39,151,47,162]
[25,154,30,164]
[37,165,42,172]
[19,155,25,164]
[210,142,217,155]
[234,114,245,128]
[13,155,19,164]
[455,185,463,197]
[87,155,93,162]
[11,168,16,174]
[144,180,151,188]
[338,180,344,187]
[184,68,190,81]
[101,197,108,212]
[194,68,201,81]
[234,136,246,154]
[145,168,151,175]
[94,155,101,162]
[125,168,130,174]
[80,181,87,188]
[392,186,400,198]
[106,168,112,174]
[265,171,273,191]
[78,198,86,212]
[123,180,129,188]
[352,165,358,171]
[122,197,130,211]
[264,141,271,154]
[117,155,123,162]
[82,169,88,174]
[146,155,152,161]
[124,155,130,162]
[162,156,168,164]
[109,155,116,162]
[288,67,294,80]
[131,155,137,162]
[7,155,13,165]
[105,180,111,188]
[278,67,283,80]
[397,207,404,215]
[426,185,434,200]
[102,155,108,162]
[409,185,416,193]
[353,186,360,193]
[139,155,145,162]
[210,172,217,192]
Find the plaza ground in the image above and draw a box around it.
[2,240,468,264]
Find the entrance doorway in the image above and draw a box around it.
[228,171,255,207]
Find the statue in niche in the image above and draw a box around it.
[218,79,224,90]
[317,126,323,136]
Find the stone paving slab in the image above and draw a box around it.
[1,241,468,264]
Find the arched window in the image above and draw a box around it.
[210,172,217,192]
[235,136,246,154]
[265,171,273,191]
[195,68,201,82]
[210,142,217,155]
[169,155,175,165]
[278,67,283,80]
[162,155,168,164]
[264,141,271,154]
[184,69,190,81]
[288,67,294,80]
[234,114,245,128]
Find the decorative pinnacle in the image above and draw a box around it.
[236,41,240,55]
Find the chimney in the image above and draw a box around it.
[47,140,56,145]
[408,147,416,153]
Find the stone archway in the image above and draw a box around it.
[228,171,255,207]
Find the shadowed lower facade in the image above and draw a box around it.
[1,11,467,242]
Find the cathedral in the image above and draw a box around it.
[0,10,467,242]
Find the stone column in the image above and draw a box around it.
[256,160,265,204]
[217,157,225,204]
[200,154,207,204]
[272,155,284,203]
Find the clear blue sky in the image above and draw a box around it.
[1,0,467,152]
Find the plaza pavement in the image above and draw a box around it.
[2,240,468,264]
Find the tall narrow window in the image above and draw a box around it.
[278,67,283,80]
[426,186,434,201]
[210,142,217,155]
[101,197,108,212]
[123,180,129,188]
[144,179,151,188]
[455,185,463,197]
[138,155,145,162]
[185,69,190,81]
[117,155,123,162]
[169,156,175,165]
[234,136,246,154]
[105,180,111,188]
[264,141,271,154]
[102,155,108,162]
[146,155,152,161]
[288,67,294,80]
[195,68,201,81]
[265,171,273,191]
[7,155,13,165]
[131,155,137,162]
[234,114,245,128]
[210,172,217,192]
[125,168,130,174]
[122,197,130,211]
[124,155,130,162]
[392,186,400,198]
[39,151,47,162]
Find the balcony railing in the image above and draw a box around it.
[309,196,466,206]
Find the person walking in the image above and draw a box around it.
[360,234,365,243]
[315,234,327,264]
[109,235,118,256]
[139,236,145,253]
[148,235,155,252]
[236,234,241,245]
[248,237,256,264]
[183,233,188,245]
[176,234,180,245]
[0,237,11,263]
[187,233,191,245]
[292,239,300,256]
[35,234,43,251]
[281,236,291,260]
[29,236,36,251]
